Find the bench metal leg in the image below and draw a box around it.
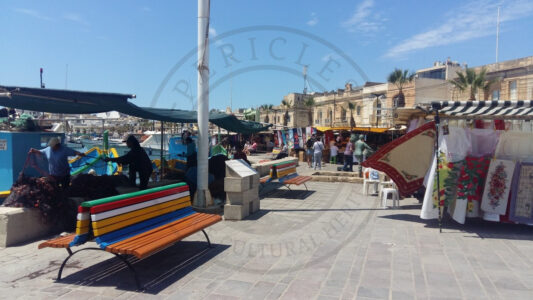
[202,229,213,248]
[57,247,142,290]
[284,184,292,191]
[303,182,309,191]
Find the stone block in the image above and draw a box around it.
[0,207,56,247]
[224,204,249,220]
[226,186,259,205]
[250,198,260,213]
[224,176,253,193]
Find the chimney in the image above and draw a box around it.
[345,83,352,91]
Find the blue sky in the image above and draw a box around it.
[1,0,532,110]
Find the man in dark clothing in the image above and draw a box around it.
[105,135,153,189]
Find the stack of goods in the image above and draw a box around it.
[421,126,533,225]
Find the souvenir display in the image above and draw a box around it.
[509,163,533,223]
[481,159,516,215]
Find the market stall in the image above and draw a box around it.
[426,100,533,232]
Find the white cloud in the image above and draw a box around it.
[63,12,90,26]
[342,0,384,34]
[384,0,533,58]
[13,8,53,21]
[322,53,339,62]
[209,27,224,46]
[307,12,318,26]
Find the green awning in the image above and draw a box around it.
[0,86,271,134]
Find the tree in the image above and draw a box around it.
[303,97,315,126]
[347,102,356,131]
[260,104,273,123]
[387,68,415,107]
[281,99,291,127]
[449,67,492,101]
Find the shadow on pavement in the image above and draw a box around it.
[260,189,315,200]
[57,241,230,294]
[379,213,533,241]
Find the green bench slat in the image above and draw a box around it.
[81,182,186,208]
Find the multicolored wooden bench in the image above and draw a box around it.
[269,161,312,191]
[38,182,221,289]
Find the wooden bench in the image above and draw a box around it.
[38,182,221,289]
[270,161,312,191]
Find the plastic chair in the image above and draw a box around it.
[381,183,399,208]
[362,168,380,195]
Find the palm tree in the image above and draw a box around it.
[281,99,291,127]
[260,104,273,123]
[449,67,492,101]
[347,102,356,131]
[387,68,415,107]
[303,97,315,126]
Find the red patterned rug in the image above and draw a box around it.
[362,121,436,196]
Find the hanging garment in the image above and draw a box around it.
[363,122,435,197]
[433,154,463,209]
[509,163,533,224]
[407,118,419,133]
[298,128,304,148]
[495,131,533,162]
[277,131,282,147]
[468,128,500,158]
[421,127,470,221]
[481,159,516,215]
[293,128,300,150]
[456,156,491,220]
[287,130,294,150]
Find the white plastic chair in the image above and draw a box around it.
[362,168,380,195]
[381,182,399,208]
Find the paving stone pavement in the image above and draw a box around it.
[1,179,533,299]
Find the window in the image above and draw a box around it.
[492,89,500,100]
[418,68,446,80]
[509,81,517,100]
[356,106,361,116]
[340,108,346,121]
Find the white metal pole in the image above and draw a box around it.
[196,0,211,207]
[496,6,500,63]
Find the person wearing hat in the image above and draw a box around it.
[29,137,85,188]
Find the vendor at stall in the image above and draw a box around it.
[29,137,85,188]
[104,135,152,190]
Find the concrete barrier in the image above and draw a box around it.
[0,207,56,247]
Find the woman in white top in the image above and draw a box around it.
[313,139,324,170]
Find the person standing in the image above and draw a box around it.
[330,142,339,165]
[343,136,354,172]
[29,137,85,188]
[313,137,324,170]
[306,135,315,167]
[105,135,153,189]
[354,134,373,177]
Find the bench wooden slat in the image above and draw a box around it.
[90,186,188,214]
[107,213,221,259]
[82,182,186,208]
[38,234,76,249]
[96,208,196,247]
[107,214,212,254]
[93,201,191,236]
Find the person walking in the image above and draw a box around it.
[330,142,338,165]
[354,134,373,177]
[313,137,324,170]
[343,135,355,172]
[306,135,315,168]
